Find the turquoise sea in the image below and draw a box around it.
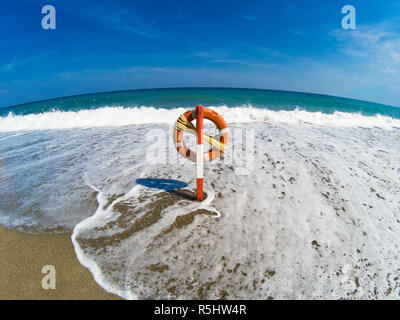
[1,87,400,119]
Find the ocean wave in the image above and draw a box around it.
[1,106,400,132]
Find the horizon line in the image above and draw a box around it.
[1,86,398,110]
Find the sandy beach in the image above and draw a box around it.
[0,225,120,300]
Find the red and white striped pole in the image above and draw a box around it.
[196,105,204,201]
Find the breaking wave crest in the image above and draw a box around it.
[1,106,400,132]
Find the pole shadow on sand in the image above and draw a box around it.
[136,178,200,201]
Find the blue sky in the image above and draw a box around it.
[1,0,400,108]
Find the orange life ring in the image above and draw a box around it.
[173,108,229,163]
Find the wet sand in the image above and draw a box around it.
[0,225,121,300]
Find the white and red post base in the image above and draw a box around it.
[196,105,204,201]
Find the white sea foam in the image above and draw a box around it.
[1,110,399,299]
[1,106,400,132]
[69,123,400,299]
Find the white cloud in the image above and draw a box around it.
[1,51,54,72]
[331,24,400,74]
[242,16,259,21]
